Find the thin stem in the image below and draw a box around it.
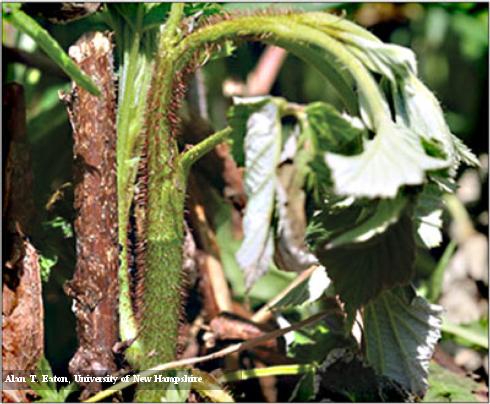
[83,310,332,403]
[252,265,318,323]
[179,126,232,173]
[220,364,316,383]
[6,9,100,95]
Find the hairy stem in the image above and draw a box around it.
[173,15,389,126]
[179,126,233,173]
[130,6,187,400]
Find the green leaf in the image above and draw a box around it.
[39,254,58,282]
[28,357,79,402]
[424,363,481,402]
[325,120,449,198]
[288,310,355,366]
[305,102,364,156]
[311,212,416,309]
[232,97,284,288]
[273,266,331,310]
[327,194,407,248]
[363,287,443,397]
[289,372,316,402]
[142,3,171,28]
[183,2,223,17]
[162,370,191,403]
[44,216,73,239]
[392,74,455,165]
[5,8,100,95]
[451,133,480,168]
[315,349,411,402]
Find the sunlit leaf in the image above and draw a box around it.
[327,194,407,248]
[273,266,331,310]
[39,254,58,282]
[451,134,480,168]
[414,184,444,249]
[299,12,417,80]
[227,97,270,167]
[392,74,454,163]
[325,120,449,198]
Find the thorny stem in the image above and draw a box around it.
[83,310,334,403]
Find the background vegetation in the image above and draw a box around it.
[3,2,488,402]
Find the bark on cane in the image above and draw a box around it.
[62,32,118,398]
[2,83,44,403]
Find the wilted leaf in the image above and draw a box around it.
[325,120,449,198]
[277,41,358,114]
[302,103,364,196]
[233,97,283,289]
[344,35,417,81]
[298,12,417,81]
[274,162,317,272]
[363,287,443,397]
